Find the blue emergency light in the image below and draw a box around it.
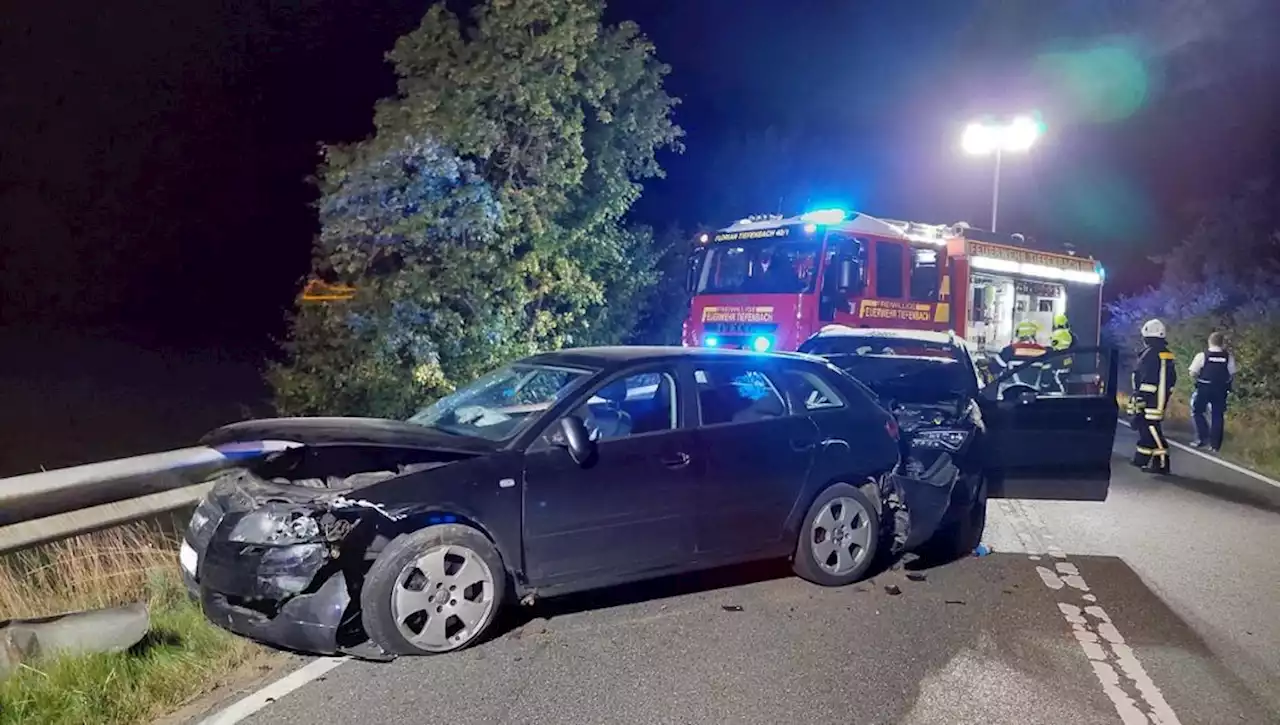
[704,335,720,348]
[799,208,848,225]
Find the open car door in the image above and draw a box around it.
[978,346,1119,501]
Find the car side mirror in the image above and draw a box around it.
[556,416,596,465]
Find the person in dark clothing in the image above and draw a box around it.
[1188,331,1236,452]
[1129,319,1177,473]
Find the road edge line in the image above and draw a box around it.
[195,656,350,725]
[1116,419,1280,490]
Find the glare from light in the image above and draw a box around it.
[962,116,1042,155]
[751,335,773,352]
[704,335,720,348]
[803,223,818,234]
[800,208,847,225]
[969,255,1101,285]
[699,233,709,243]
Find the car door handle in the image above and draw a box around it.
[661,452,691,469]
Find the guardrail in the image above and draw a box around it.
[0,447,234,555]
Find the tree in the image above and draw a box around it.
[270,0,682,417]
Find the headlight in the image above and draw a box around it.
[228,509,321,545]
[912,428,971,452]
[189,507,211,533]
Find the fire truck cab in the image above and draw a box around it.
[683,209,1104,362]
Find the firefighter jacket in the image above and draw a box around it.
[999,341,1046,367]
[1132,343,1177,421]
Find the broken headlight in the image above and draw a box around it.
[911,428,971,452]
[228,509,322,545]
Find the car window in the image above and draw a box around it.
[572,370,678,441]
[784,369,845,411]
[694,365,787,425]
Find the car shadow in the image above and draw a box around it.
[492,550,906,638]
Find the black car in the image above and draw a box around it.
[797,326,1119,557]
[180,344,1115,659]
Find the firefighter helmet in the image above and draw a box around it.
[1050,327,1073,350]
[1141,319,1167,339]
[1015,320,1039,340]
[1053,313,1069,328]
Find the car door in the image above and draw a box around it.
[521,365,701,584]
[978,346,1118,500]
[690,360,820,556]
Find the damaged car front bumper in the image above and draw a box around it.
[881,452,963,552]
[182,472,355,655]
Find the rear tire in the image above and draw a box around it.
[792,483,880,586]
[360,524,507,656]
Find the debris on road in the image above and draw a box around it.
[905,571,927,582]
[884,584,902,596]
[721,604,744,612]
[973,543,991,557]
[944,599,966,605]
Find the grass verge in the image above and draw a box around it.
[0,522,273,725]
[1118,392,1280,480]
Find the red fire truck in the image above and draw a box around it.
[682,209,1104,358]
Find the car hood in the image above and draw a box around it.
[200,416,497,455]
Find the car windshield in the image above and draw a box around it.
[406,363,592,441]
[696,238,820,295]
[799,336,970,399]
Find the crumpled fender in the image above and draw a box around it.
[883,453,961,551]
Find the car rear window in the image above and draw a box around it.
[799,335,958,361]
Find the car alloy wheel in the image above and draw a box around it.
[792,482,880,586]
[390,544,497,652]
[361,524,507,655]
[810,496,873,575]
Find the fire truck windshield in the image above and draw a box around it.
[694,239,820,295]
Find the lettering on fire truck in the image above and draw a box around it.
[712,227,792,242]
[702,306,776,323]
[968,241,1095,274]
[858,299,934,322]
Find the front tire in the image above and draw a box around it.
[792,483,881,586]
[360,524,507,655]
[919,474,987,563]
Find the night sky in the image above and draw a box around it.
[3,0,1277,350]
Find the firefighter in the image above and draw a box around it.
[1129,319,1176,474]
[998,320,1046,386]
[1044,313,1075,394]
[1188,331,1236,452]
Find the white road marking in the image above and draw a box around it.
[991,500,1183,725]
[1117,419,1280,490]
[195,656,349,725]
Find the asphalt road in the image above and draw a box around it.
[231,425,1279,725]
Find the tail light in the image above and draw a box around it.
[885,416,900,441]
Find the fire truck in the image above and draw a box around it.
[682,208,1104,360]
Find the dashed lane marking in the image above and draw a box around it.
[993,499,1183,725]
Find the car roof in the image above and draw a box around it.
[807,325,958,346]
[522,345,820,370]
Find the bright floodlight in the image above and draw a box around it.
[962,116,1042,155]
